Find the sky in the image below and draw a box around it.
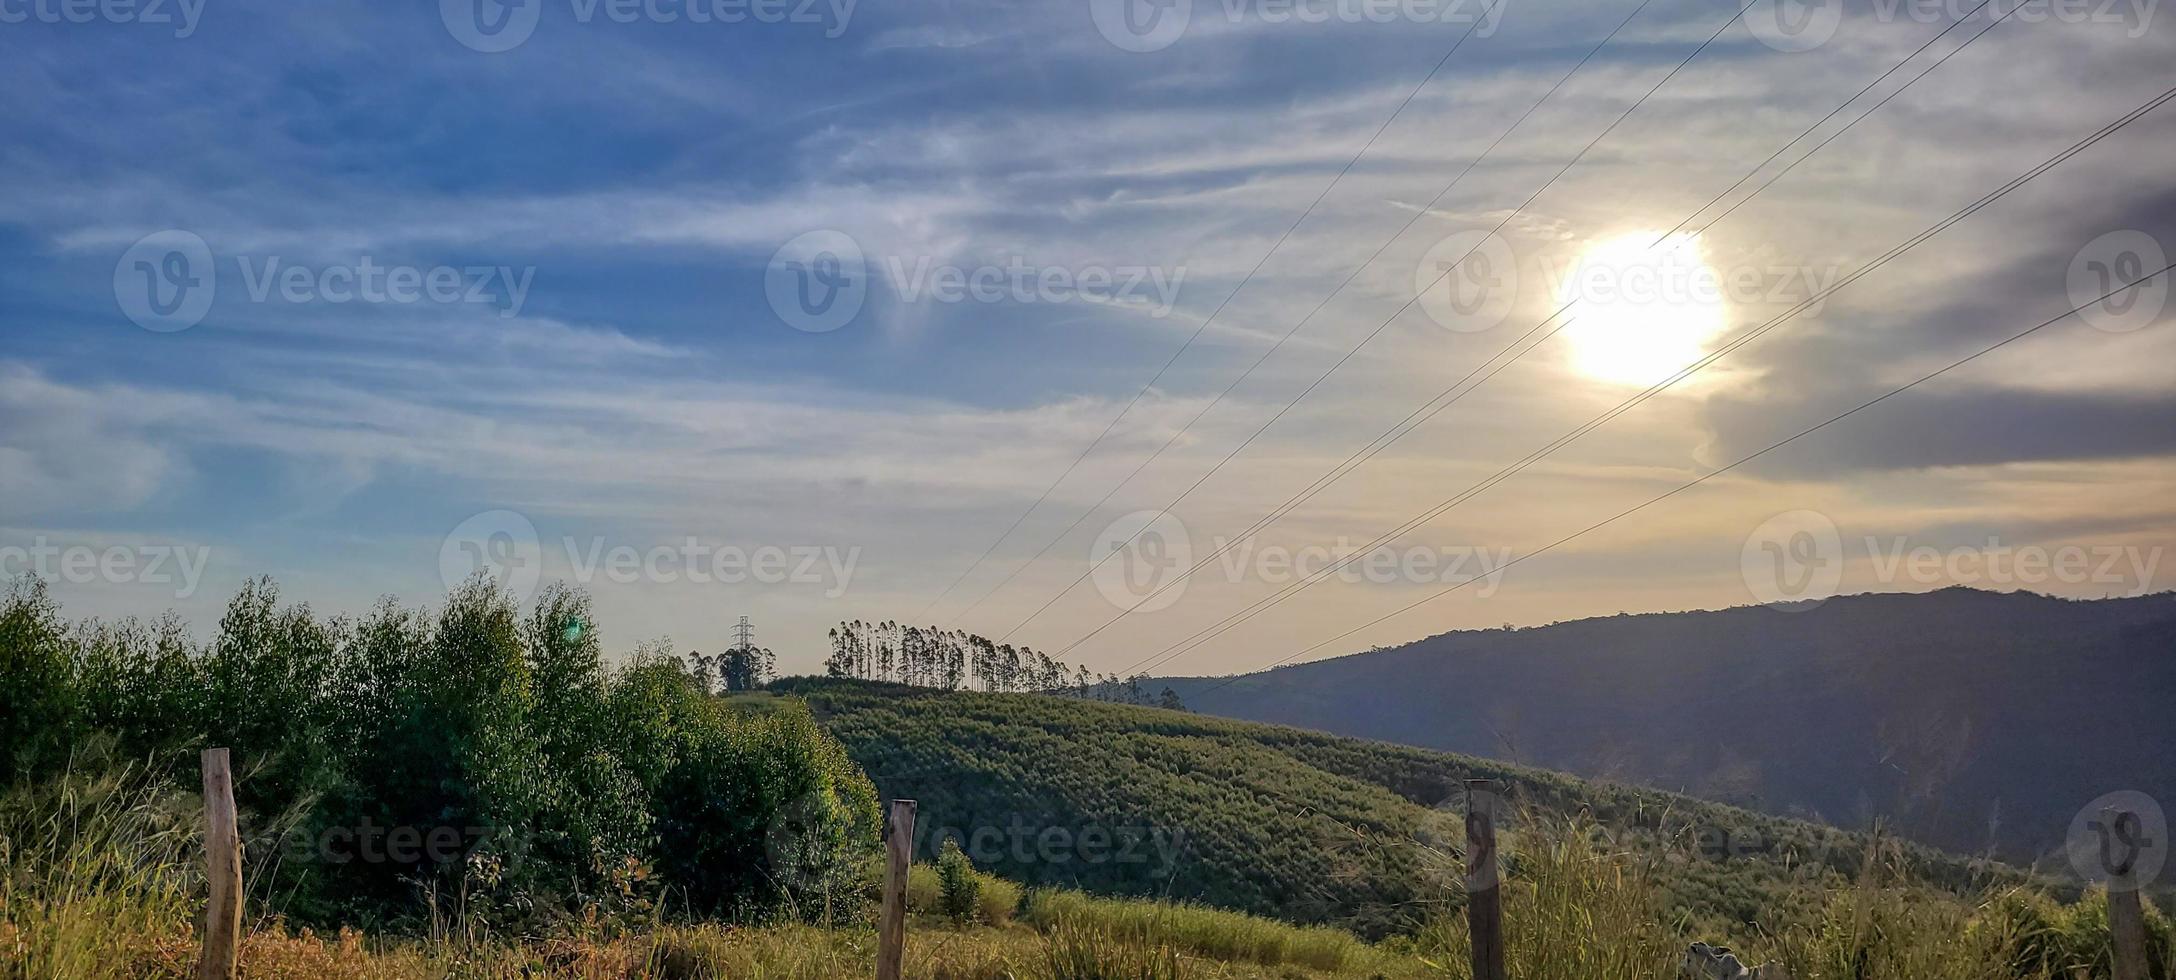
[1,0,2172,678]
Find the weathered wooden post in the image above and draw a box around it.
[877,799,916,980]
[1465,778,1506,980]
[2101,807,2150,980]
[197,748,242,980]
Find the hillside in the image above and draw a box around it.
[774,676,2027,938]
[1156,588,2176,862]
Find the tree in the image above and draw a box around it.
[1157,687,1188,712]
[825,628,849,678]
[687,650,717,693]
[936,838,980,925]
[719,644,773,692]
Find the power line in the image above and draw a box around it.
[995,0,1769,642]
[1060,0,2017,664]
[946,0,1666,630]
[1185,258,2176,700]
[908,0,1506,623]
[1124,81,2176,677]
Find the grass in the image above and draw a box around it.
[1016,888,1384,973]
[0,765,201,979]
[3,762,2170,980]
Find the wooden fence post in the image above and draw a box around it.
[1465,779,1506,980]
[877,799,916,980]
[197,748,241,980]
[2101,807,2150,980]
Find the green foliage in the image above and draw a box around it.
[0,764,199,979]
[780,676,1443,935]
[775,676,2035,940]
[0,577,878,931]
[1037,921,1199,980]
[823,620,1163,704]
[1020,889,1382,973]
[938,838,982,925]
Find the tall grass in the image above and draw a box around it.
[903,862,1022,927]
[1037,921,1197,980]
[1404,809,2174,980]
[1408,811,1677,980]
[1017,888,1379,972]
[0,765,199,980]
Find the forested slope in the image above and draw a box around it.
[775,677,2029,937]
[1159,589,2176,861]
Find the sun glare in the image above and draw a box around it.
[1557,231,1729,387]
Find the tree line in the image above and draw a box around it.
[686,643,775,693]
[823,620,1184,710]
[0,576,877,931]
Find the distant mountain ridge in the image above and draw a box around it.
[1159,588,2176,861]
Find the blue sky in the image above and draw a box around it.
[2,0,2172,676]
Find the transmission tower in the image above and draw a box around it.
[732,615,754,652]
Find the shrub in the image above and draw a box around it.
[977,873,1022,928]
[0,577,880,932]
[938,839,982,925]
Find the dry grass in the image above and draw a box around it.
[6,770,2167,980]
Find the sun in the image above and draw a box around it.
[1557,231,1730,387]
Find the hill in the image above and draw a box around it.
[773,676,2027,938]
[1156,588,2176,862]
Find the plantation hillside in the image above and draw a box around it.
[773,676,2032,939]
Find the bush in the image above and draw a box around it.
[977,874,1022,928]
[906,864,943,915]
[0,576,880,932]
[938,839,982,925]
